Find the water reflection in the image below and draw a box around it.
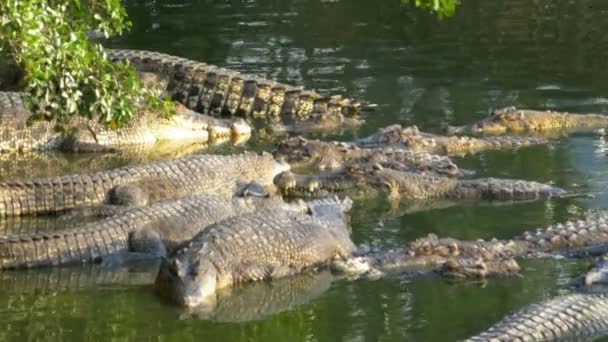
[181,271,335,323]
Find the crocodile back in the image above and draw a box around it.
[466,293,608,341]
[175,208,355,289]
[0,92,60,152]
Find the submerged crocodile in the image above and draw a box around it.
[447,106,608,136]
[155,197,355,307]
[409,212,608,261]
[0,91,250,153]
[275,164,567,202]
[0,193,312,269]
[274,136,462,177]
[0,152,288,217]
[354,124,549,156]
[107,49,370,129]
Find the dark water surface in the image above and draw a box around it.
[3,0,608,340]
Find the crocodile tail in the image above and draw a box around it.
[0,226,129,270]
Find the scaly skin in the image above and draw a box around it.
[274,136,462,177]
[0,152,289,217]
[155,197,355,307]
[465,293,608,341]
[275,166,567,202]
[409,213,608,260]
[354,124,549,156]
[466,255,608,341]
[448,106,608,136]
[0,194,309,269]
[0,91,250,153]
[107,49,369,123]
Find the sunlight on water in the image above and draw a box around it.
[2,0,608,340]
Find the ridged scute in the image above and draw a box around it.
[0,152,287,217]
[158,203,355,304]
[0,194,298,269]
[466,293,608,341]
[107,49,367,121]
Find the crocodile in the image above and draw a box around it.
[354,124,549,156]
[275,165,567,202]
[274,136,462,177]
[106,49,371,123]
[155,197,355,307]
[409,212,608,261]
[0,151,289,217]
[466,257,608,341]
[0,91,251,153]
[0,193,316,269]
[465,292,608,341]
[447,106,608,136]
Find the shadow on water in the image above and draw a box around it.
[3,0,608,340]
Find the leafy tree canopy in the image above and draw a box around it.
[0,0,170,126]
[404,0,459,18]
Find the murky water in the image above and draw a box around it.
[2,0,608,340]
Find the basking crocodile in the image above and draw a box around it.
[0,152,288,217]
[274,136,462,177]
[0,91,251,153]
[447,106,608,136]
[0,193,314,269]
[354,124,549,156]
[275,165,567,202]
[409,212,608,261]
[155,197,355,307]
[107,49,370,123]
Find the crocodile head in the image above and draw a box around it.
[274,170,357,198]
[439,257,520,279]
[155,255,218,308]
[267,111,364,134]
[274,137,365,171]
[446,107,551,135]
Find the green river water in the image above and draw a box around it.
[2,0,608,340]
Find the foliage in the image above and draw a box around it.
[403,0,459,19]
[0,0,172,126]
